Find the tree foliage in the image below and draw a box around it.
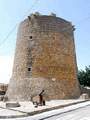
[78,65,90,87]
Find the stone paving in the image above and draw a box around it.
[0,99,88,118]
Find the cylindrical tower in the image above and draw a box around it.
[6,13,80,101]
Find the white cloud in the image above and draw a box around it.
[0,56,14,84]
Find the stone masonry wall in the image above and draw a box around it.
[6,14,80,101]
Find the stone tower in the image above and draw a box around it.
[6,13,80,101]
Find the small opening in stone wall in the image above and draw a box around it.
[53,36,55,40]
[29,36,32,39]
[28,67,32,71]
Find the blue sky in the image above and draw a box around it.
[0,0,90,83]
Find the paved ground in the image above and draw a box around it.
[39,105,90,120]
[0,101,89,120]
[0,99,89,119]
[0,100,85,117]
[30,101,90,120]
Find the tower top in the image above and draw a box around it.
[27,12,71,26]
[30,12,56,17]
